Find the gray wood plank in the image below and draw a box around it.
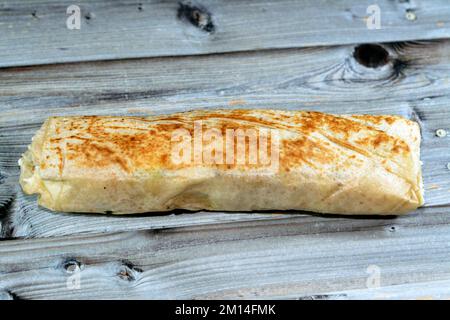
[308,280,450,300]
[1,40,450,239]
[1,206,450,299]
[1,0,450,67]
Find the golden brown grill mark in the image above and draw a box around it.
[182,110,409,155]
[55,146,63,175]
[281,137,335,169]
[48,110,412,174]
[75,143,129,172]
[350,114,397,125]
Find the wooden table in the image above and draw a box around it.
[1,0,450,299]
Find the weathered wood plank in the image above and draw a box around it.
[1,40,449,238]
[1,206,450,299]
[309,280,450,300]
[2,40,450,122]
[1,0,450,67]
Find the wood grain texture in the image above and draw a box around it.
[1,206,450,299]
[1,40,450,239]
[1,0,450,67]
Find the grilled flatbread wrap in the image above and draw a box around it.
[19,109,423,215]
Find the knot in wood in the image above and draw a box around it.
[63,259,82,274]
[117,261,142,281]
[177,2,215,33]
[353,44,389,68]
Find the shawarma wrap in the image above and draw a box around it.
[19,109,424,215]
